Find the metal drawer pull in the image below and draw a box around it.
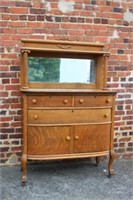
[66,136,70,141]
[63,99,68,104]
[106,99,111,103]
[33,115,38,120]
[32,99,37,104]
[104,114,108,118]
[79,99,84,104]
[75,136,79,140]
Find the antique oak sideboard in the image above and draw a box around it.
[20,39,116,185]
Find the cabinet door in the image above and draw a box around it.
[28,126,71,155]
[73,124,111,153]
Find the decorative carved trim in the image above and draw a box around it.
[57,45,72,49]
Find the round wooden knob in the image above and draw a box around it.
[79,99,84,104]
[32,99,37,104]
[66,136,70,141]
[63,99,68,104]
[75,136,79,140]
[104,114,108,118]
[106,99,111,103]
[33,114,38,120]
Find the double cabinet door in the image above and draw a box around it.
[27,124,111,156]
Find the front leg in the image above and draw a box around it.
[95,156,101,167]
[108,149,115,178]
[21,154,27,186]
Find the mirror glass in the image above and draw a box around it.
[28,57,96,83]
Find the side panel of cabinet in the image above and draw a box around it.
[73,124,111,153]
[27,126,71,155]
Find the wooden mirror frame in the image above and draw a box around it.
[20,39,109,91]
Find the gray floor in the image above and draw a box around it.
[0,158,133,200]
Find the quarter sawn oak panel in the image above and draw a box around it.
[73,124,111,153]
[28,126,71,155]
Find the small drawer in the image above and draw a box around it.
[27,95,72,107]
[74,96,113,107]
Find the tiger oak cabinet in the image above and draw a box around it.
[20,39,116,185]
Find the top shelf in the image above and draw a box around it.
[21,39,109,55]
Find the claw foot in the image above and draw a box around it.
[21,176,27,186]
[108,169,115,178]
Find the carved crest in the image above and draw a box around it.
[57,45,72,49]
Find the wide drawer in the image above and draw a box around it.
[74,95,113,107]
[28,108,111,124]
[27,95,72,107]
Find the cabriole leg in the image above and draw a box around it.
[108,150,115,178]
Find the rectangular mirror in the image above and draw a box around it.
[28,57,96,84]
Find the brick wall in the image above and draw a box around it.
[0,0,133,165]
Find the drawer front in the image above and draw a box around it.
[28,109,111,124]
[28,95,72,107]
[74,96,113,107]
[73,124,111,153]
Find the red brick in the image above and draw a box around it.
[0,72,16,78]
[0,123,9,128]
[11,91,21,96]
[0,85,4,90]
[120,126,132,131]
[0,104,10,109]
[119,137,131,142]
[2,79,10,84]
[10,7,28,14]
[115,122,125,126]
[27,22,44,28]
[127,110,133,115]
[3,98,18,104]
[11,78,19,84]
[8,21,26,28]
[30,8,46,14]
[0,134,8,139]
[17,28,33,34]
[5,85,19,90]
[110,13,123,19]
[15,1,31,7]
[1,128,14,133]
[11,122,21,127]
[11,103,22,109]
[0,147,10,152]
[9,134,21,139]
[0,117,13,122]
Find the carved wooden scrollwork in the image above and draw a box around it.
[57,45,72,49]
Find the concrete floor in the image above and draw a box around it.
[0,158,133,200]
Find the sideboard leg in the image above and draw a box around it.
[95,156,101,167]
[108,150,115,178]
[21,154,27,186]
